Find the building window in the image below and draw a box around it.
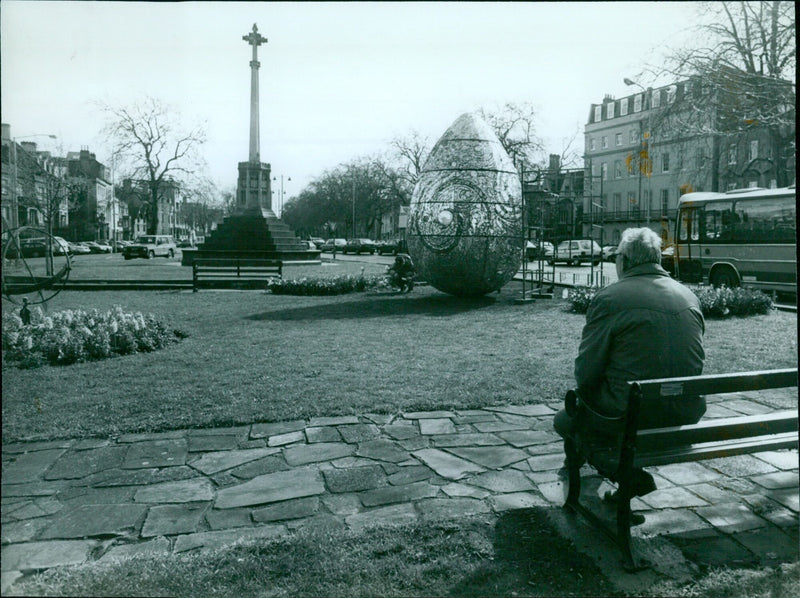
[660,189,669,215]
[601,136,608,149]
[592,163,599,177]
[590,138,596,151]
[630,129,638,144]
[651,90,661,109]
[695,147,705,169]
[748,180,759,188]
[633,94,643,112]
[666,85,677,104]
[749,140,759,161]
[726,182,737,191]
[769,179,777,189]
[606,102,615,119]
[614,161,623,178]
[613,192,622,213]
[627,191,637,212]
[620,98,628,116]
[677,147,684,170]
[728,144,736,165]
[601,163,608,180]
[644,190,653,213]
[594,105,602,122]
[684,81,692,99]
[614,133,622,146]
[662,152,670,173]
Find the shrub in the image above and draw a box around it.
[268,274,382,296]
[566,286,599,314]
[1,305,186,368]
[690,285,774,318]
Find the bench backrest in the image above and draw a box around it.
[193,259,282,269]
[625,368,798,454]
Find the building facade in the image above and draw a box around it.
[583,74,795,247]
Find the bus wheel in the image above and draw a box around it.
[710,266,739,288]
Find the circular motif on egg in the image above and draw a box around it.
[412,181,480,253]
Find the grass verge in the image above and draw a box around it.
[9,511,622,597]
[3,281,797,443]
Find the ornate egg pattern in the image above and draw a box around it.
[407,113,522,296]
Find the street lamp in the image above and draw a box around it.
[9,133,57,231]
[624,78,652,227]
[272,175,291,218]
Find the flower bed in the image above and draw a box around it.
[567,284,774,317]
[2,305,186,369]
[268,274,383,296]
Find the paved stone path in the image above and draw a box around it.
[2,390,798,594]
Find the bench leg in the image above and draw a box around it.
[563,437,582,509]
[616,474,648,572]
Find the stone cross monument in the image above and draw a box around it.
[244,23,267,163]
[237,23,272,215]
[185,23,318,265]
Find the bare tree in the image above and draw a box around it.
[478,102,545,169]
[389,129,431,188]
[642,1,796,188]
[99,97,207,234]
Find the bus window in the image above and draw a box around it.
[678,207,699,242]
[702,201,733,241]
[733,198,796,243]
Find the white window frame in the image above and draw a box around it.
[601,162,608,180]
[660,189,669,215]
[662,152,670,173]
[615,133,622,146]
[606,102,615,119]
[594,105,602,122]
[651,90,661,109]
[601,136,608,149]
[620,98,628,116]
[666,85,677,104]
[630,129,638,144]
[614,160,622,179]
[749,140,759,161]
[590,138,596,151]
[633,94,643,112]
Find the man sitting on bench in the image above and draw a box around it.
[553,228,707,513]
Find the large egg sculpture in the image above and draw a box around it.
[407,112,522,297]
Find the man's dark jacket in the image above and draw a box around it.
[574,262,706,428]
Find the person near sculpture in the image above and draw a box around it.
[20,297,32,325]
[387,253,415,293]
[553,227,706,514]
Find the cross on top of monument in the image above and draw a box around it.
[243,23,267,48]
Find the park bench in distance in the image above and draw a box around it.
[562,368,799,572]
[192,258,282,292]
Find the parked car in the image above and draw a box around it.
[68,242,91,255]
[5,239,47,258]
[83,241,112,254]
[343,239,377,254]
[319,238,347,252]
[309,237,325,248]
[123,235,177,260]
[602,245,618,262]
[299,240,317,250]
[661,245,675,276]
[525,241,554,261]
[547,239,602,266]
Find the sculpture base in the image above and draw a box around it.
[182,208,320,266]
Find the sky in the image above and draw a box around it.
[1,1,701,202]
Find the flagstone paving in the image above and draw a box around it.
[1,390,798,594]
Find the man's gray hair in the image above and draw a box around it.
[617,227,662,268]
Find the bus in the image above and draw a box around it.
[672,186,796,295]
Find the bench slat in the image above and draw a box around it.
[635,432,798,467]
[634,369,798,401]
[636,410,799,451]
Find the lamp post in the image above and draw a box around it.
[624,78,652,229]
[272,175,291,218]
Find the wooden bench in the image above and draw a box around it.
[192,259,282,292]
[562,368,798,571]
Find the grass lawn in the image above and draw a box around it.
[2,271,797,443]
